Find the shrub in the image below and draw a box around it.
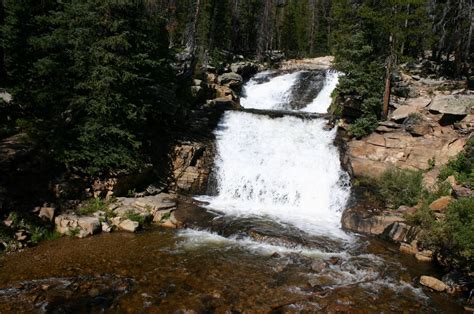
[347,114,378,139]
[76,198,107,216]
[377,168,424,208]
[439,137,474,188]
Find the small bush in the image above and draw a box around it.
[439,137,474,188]
[76,198,107,215]
[404,112,423,125]
[348,114,378,139]
[30,227,61,245]
[377,168,424,208]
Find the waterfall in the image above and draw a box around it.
[198,70,349,238]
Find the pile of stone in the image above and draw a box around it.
[54,193,179,238]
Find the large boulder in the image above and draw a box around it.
[429,95,473,116]
[390,106,419,122]
[55,214,101,238]
[419,275,448,292]
[429,196,452,212]
[217,72,243,90]
[230,62,259,79]
[341,207,405,236]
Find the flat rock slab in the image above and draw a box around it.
[390,105,419,121]
[429,95,473,115]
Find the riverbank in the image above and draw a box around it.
[338,61,473,308]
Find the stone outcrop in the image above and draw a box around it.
[55,214,101,238]
[347,121,468,178]
[429,95,473,116]
[171,141,214,195]
[341,206,405,236]
[428,196,452,212]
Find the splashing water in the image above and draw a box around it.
[197,70,350,238]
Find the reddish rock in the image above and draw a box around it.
[429,196,452,212]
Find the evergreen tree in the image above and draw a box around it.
[3,0,184,176]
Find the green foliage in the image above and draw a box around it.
[30,227,61,245]
[438,138,474,188]
[124,210,149,225]
[377,168,424,208]
[2,0,186,176]
[347,114,378,139]
[412,197,474,271]
[76,198,108,216]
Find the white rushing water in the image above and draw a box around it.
[240,71,302,110]
[198,70,350,238]
[302,71,340,113]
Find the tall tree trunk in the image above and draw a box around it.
[400,3,410,56]
[383,35,395,120]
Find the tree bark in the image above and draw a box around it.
[383,35,394,120]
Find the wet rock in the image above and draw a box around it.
[429,196,452,212]
[101,222,112,233]
[382,222,419,243]
[311,260,327,272]
[429,95,473,116]
[328,256,341,265]
[415,250,433,262]
[205,97,241,110]
[341,207,405,236]
[442,271,470,294]
[118,219,139,233]
[38,207,56,222]
[419,275,448,292]
[399,241,418,255]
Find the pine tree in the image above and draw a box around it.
[3,0,184,176]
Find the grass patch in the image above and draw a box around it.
[76,198,108,215]
[30,227,61,245]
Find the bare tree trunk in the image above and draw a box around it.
[383,35,395,120]
[186,0,201,56]
[400,3,410,56]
